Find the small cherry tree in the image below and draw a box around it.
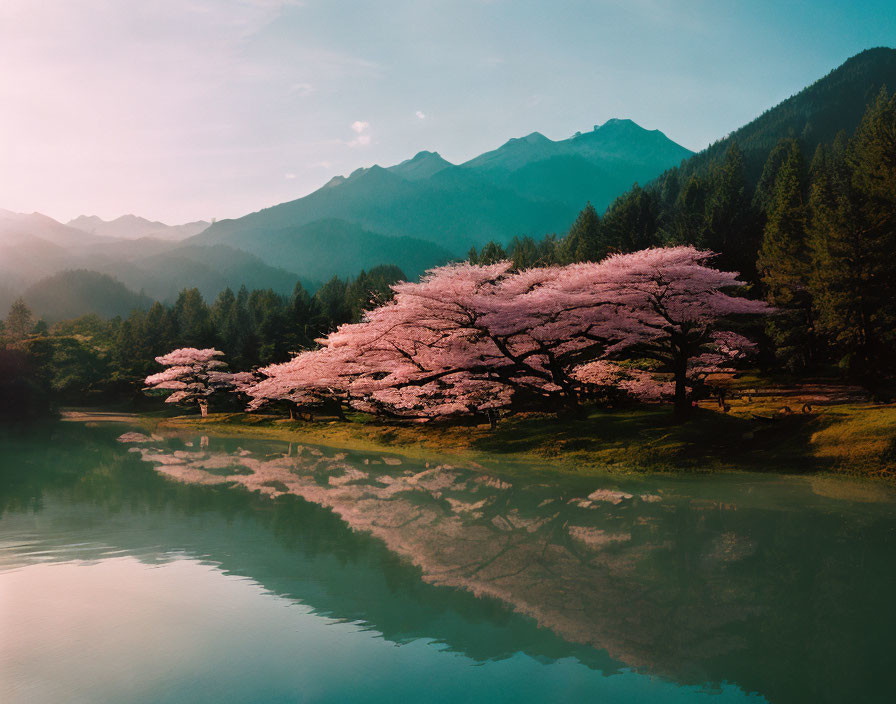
[144,348,251,416]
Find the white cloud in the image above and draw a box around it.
[284,172,296,179]
[348,134,371,147]
[415,110,426,119]
[347,120,371,147]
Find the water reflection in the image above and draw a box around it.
[2,422,895,703]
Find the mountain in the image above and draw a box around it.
[0,209,303,308]
[463,131,558,172]
[68,214,210,241]
[388,151,453,181]
[0,210,115,291]
[200,219,454,283]
[193,164,573,256]
[457,120,695,222]
[191,118,691,269]
[0,209,108,248]
[668,47,896,186]
[463,119,691,177]
[23,270,153,321]
[89,244,302,302]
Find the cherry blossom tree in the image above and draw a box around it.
[245,264,542,420]
[244,349,350,419]
[308,259,642,416]
[575,331,761,407]
[597,247,770,415]
[144,348,250,416]
[573,360,674,403]
[245,247,770,421]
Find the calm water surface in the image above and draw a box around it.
[1,418,895,703]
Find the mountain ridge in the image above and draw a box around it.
[67,214,211,241]
[661,46,896,187]
[190,117,692,267]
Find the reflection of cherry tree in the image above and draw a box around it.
[124,435,761,682]
[144,348,254,416]
[246,247,770,420]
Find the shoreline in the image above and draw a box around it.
[138,398,896,482]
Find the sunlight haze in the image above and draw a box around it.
[0,0,892,223]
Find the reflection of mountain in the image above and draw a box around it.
[3,422,895,704]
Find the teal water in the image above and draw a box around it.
[1,419,895,703]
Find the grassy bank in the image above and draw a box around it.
[152,385,896,479]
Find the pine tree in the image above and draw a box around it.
[810,90,896,381]
[174,288,214,347]
[475,241,508,265]
[314,276,351,332]
[506,236,539,268]
[289,281,318,350]
[753,138,798,215]
[664,174,707,246]
[559,202,601,263]
[758,140,816,371]
[704,143,757,277]
[599,185,662,255]
[211,288,240,360]
[5,298,35,343]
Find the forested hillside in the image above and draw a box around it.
[23,270,153,322]
[661,47,896,188]
[0,264,406,414]
[469,49,896,388]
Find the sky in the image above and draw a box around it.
[0,0,892,224]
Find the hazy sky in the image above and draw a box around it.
[0,0,892,224]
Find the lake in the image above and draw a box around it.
[1,417,894,703]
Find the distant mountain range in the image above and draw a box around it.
[4,47,895,321]
[0,209,302,317]
[67,214,210,241]
[190,118,693,273]
[0,208,109,249]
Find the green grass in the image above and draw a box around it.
[152,393,896,479]
[809,404,896,478]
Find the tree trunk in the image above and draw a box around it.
[673,360,689,419]
[557,390,585,419]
